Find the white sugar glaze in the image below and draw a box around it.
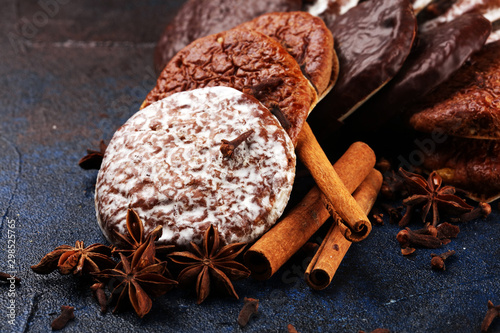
[95,87,296,247]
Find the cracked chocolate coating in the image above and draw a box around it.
[145,28,318,145]
[409,40,500,139]
[154,0,302,72]
[96,87,296,247]
[237,11,336,97]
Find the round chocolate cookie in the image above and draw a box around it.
[237,11,337,97]
[144,27,318,146]
[96,87,296,247]
[154,0,302,72]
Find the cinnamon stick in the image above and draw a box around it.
[296,123,372,242]
[244,142,376,280]
[305,169,383,290]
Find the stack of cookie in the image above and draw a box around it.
[408,41,500,202]
[96,11,341,247]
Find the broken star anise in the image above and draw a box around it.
[169,224,250,304]
[92,235,177,318]
[398,168,473,227]
[78,139,107,170]
[111,208,173,260]
[31,241,115,275]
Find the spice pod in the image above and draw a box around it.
[304,168,383,290]
[244,141,376,280]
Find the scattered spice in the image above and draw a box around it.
[375,158,392,174]
[237,297,259,327]
[431,250,456,270]
[396,227,442,251]
[288,324,300,333]
[220,130,254,159]
[481,300,500,333]
[398,168,473,227]
[401,247,416,256]
[380,170,406,199]
[242,77,283,100]
[412,223,438,237]
[380,203,403,224]
[169,224,250,304]
[31,241,115,276]
[78,140,107,170]
[111,208,172,259]
[371,212,385,225]
[436,222,460,239]
[269,102,292,131]
[450,202,491,223]
[90,282,108,314]
[51,305,75,331]
[92,236,177,318]
[0,271,21,284]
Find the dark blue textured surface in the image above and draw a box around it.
[1,1,499,332]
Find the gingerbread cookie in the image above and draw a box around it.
[238,11,337,97]
[145,27,318,145]
[154,0,302,72]
[96,87,296,247]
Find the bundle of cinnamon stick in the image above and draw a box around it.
[244,141,382,290]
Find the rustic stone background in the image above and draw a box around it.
[0,1,499,332]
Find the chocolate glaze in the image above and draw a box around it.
[308,0,416,138]
[350,13,491,130]
[154,0,302,72]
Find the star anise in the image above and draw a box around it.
[31,241,115,275]
[92,235,177,318]
[169,224,250,304]
[111,208,173,259]
[78,140,107,170]
[398,168,473,227]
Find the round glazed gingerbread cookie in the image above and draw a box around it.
[95,87,296,248]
